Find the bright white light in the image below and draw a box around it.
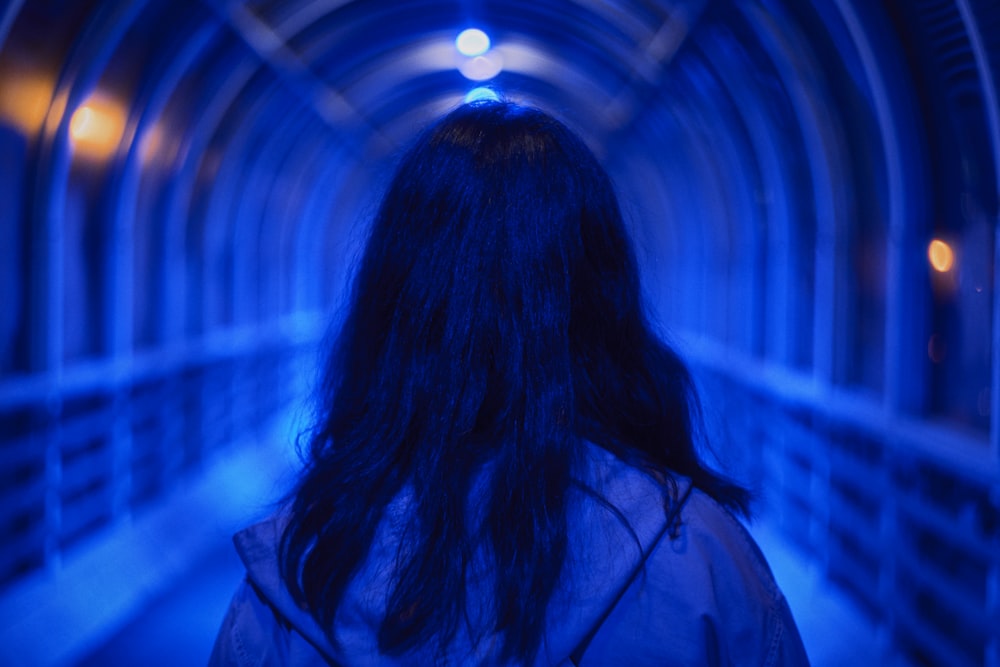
[456,28,490,57]
[459,52,503,81]
[464,87,500,103]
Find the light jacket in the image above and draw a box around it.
[209,443,810,666]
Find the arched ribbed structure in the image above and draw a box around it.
[0,1,998,665]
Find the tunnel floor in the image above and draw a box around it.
[75,538,242,667]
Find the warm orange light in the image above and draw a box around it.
[927,239,954,273]
[0,72,53,135]
[69,106,95,137]
[69,95,126,160]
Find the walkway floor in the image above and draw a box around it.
[76,537,242,666]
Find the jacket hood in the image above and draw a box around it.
[232,443,690,666]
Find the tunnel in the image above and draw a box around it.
[0,0,998,665]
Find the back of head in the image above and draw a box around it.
[281,100,747,663]
[349,100,640,444]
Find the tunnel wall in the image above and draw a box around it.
[0,0,347,627]
[606,2,1000,664]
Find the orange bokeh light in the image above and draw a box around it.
[927,239,954,273]
[69,95,126,160]
[0,72,53,135]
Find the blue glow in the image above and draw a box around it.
[464,87,500,103]
[456,28,490,57]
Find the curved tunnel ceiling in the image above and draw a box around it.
[0,0,997,394]
[213,0,691,147]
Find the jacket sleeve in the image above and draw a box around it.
[766,595,810,667]
[208,577,292,667]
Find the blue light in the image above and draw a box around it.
[456,28,490,57]
[464,87,500,103]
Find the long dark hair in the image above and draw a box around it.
[280,100,748,663]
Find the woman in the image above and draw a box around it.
[209,101,809,666]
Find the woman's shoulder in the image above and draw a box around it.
[573,443,809,666]
[682,486,775,574]
[577,442,764,571]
